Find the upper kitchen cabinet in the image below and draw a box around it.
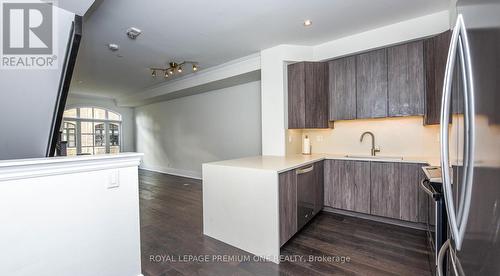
[424,30,451,125]
[356,49,388,119]
[287,62,329,129]
[328,56,357,121]
[388,41,425,117]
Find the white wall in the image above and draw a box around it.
[0,153,143,276]
[0,6,75,160]
[66,94,136,152]
[261,10,450,156]
[135,81,262,179]
[260,46,313,156]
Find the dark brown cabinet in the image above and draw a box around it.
[424,30,452,125]
[324,160,342,209]
[370,162,401,219]
[325,160,427,223]
[400,163,427,222]
[313,161,324,214]
[324,160,370,213]
[279,169,297,246]
[328,56,357,120]
[356,49,388,119]
[388,41,425,117]
[287,33,455,124]
[287,62,328,129]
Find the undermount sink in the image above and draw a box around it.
[344,154,404,161]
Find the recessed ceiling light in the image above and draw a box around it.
[303,19,312,27]
[108,43,119,51]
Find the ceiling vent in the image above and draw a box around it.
[126,27,142,39]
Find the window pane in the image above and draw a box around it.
[62,121,76,148]
[80,122,93,133]
[63,108,77,118]
[108,111,121,121]
[109,123,120,147]
[94,108,106,120]
[81,134,94,147]
[80,107,93,119]
[61,107,123,156]
[94,123,106,146]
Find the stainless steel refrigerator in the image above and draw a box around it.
[0,4,81,160]
[438,0,500,275]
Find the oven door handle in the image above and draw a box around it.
[420,179,437,198]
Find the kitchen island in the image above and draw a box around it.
[202,154,435,263]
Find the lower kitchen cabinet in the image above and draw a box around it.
[283,159,428,245]
[324,160,370,213]
[313,161,324,214]
[370,162,401,219]
[279,170,297,246]
[400,163,427,222]
[325,159,428,224]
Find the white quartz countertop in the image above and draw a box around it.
[204,154,438,173]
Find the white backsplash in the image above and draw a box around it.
[287,116,440,158]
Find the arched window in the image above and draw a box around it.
[62,107,122,156]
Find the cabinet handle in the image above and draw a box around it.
[296,165,314,175]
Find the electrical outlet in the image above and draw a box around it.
[316,135,323,142]
[288,136,292,143]
[107,170,120,189]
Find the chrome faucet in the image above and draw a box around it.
[360,131,380,156]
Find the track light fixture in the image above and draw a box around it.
[150,61,198,79]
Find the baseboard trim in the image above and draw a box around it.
[322,206,427,231]
[140,166,202,180]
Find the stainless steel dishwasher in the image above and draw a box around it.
[296,164,316,229]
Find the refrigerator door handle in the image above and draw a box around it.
[437,239,463,276]
[440,14,475,251]
[437,239,450,276]
[458,12,476,252]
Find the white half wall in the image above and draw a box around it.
[260,10,450,156]
[0,153,143,276]
[135,81,262,179]
[66,93,136,152]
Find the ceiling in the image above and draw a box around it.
[70,0,449,99]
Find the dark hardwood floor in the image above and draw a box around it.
[139,170,432,276]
